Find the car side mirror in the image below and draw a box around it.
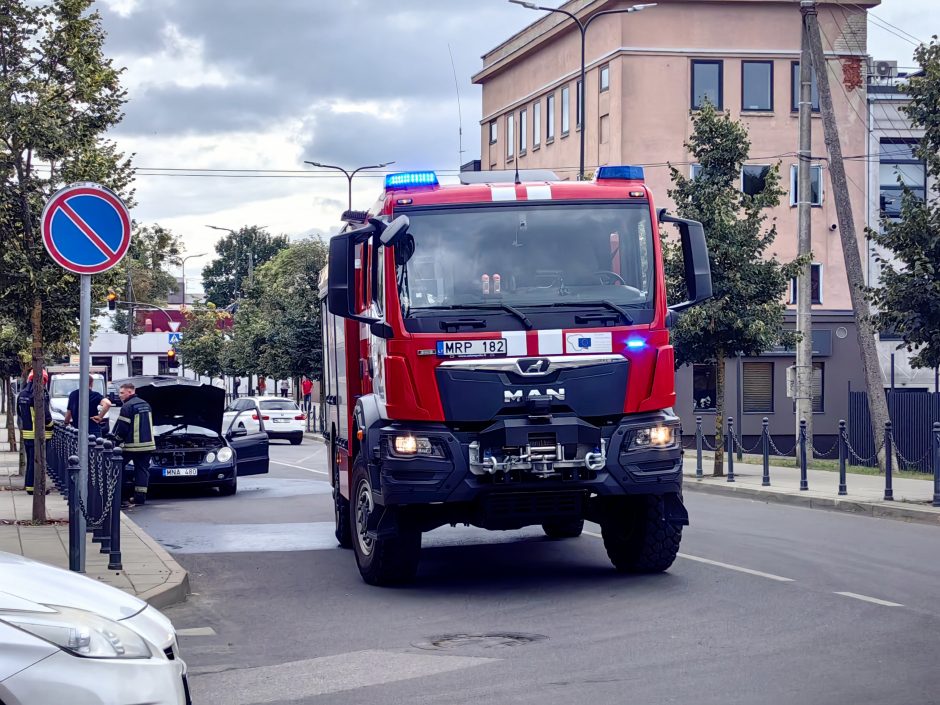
[227,427,248,439]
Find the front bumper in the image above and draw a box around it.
[367,411,682,507]
[123,460,235,487]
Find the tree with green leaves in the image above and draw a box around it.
[201,227,289,307]
[869,38,940,372]
[0,0,133,520]
[110,224,182,335]
[664,103,798,476]
[175,305,230,381]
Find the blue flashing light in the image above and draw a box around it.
[596,165,645,181]
[626,337,646,350]
[385,171,439,190]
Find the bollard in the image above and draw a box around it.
[799,420,808,491]
[90,436,104,542]
[761,417,770,487]
[67,455,83,573]
[932,422,940,508]
[726,417,735,483]
[884,420,894,501]
[107,441,123,571]
[695,416,703,479]
[838,420,847,496]
[97,440,112,554]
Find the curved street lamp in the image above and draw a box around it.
[508,1,657,180]
[303,160,396,211]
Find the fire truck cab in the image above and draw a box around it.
[319,167,712,585]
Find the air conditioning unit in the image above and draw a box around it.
[874,60,898,78]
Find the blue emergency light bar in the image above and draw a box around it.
[596,165,645,181]
[385,171,440,190]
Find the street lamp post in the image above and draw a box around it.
[180,252,207,308]
[508,1,656,180]
[303,160,396,211]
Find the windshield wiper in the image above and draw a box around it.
[420,304,533,330]
[529,300,636,325]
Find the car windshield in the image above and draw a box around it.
[260,400,298,411]
[153,424,219,438]
[397,203,655,315]
[50,378,106,398]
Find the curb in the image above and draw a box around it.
[120,514,190,609]
[302,432,326,445]
[683,477,940,527]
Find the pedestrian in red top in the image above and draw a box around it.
[302,376,313,412]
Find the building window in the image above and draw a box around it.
[158,355,171,375]
[600,64,610,92]
[131,356,143,377]
[790,164,823,206]
[693,364,718,411]
[812,362,824,413]
[519,108,527,155]
[743,362,774,413]
[691,60,723,110]
[533,101,541,147]
[742,60,773,111]
[690,164,702,179]
[546,93,555,141]
[489,120,497,145]
[561,86,570,135]
[742,165,771,196]
[576,79,583,128]
[789,263,823,305]
[600,114,610,144]
[92,356,113,382]
[507,113,514,159]
[880,138,925,218]
[791,61,819,112]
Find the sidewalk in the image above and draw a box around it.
[683,455,940,526]
[0,465,189,609]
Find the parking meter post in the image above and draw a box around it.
[761,417,770,487]
[932,422,940,508]
[838,420,847,496]
[695,416,703,479]
[107,443,123,571]
[884,420,894,501]
[67,455,83,573]
[726,417,735,483]
[799,420,809,491]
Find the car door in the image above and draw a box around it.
[225,409,269,476]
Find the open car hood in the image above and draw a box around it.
[120,376,225,434]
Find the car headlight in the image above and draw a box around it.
[387,434,445,459]
[216,447,234,463]
[205,451,216,463]
[630,425,676,450]
[0,605,153,659]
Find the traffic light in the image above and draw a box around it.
[167,348,179,369]
[107,289,118,311]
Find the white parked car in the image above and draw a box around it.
[0,551,190,705]
[223,396,306,445]
[48,372,108,423]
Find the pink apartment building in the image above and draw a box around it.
[472,0,878,449]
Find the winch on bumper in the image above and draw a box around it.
[365,411,683,507]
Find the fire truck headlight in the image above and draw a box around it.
[394,435,418,455]
[389,435,445,459]
[630,425,675,449]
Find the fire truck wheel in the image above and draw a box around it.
[600,495,681,574]
[334,486,352,549]
[541,519,584,539]
[351,457,421,586]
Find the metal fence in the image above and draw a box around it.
[48,424,123,572]
[848,391,940,472]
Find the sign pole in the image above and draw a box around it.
[77,274,91,572]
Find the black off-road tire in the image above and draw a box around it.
[601,495,681,574]
[541,518,585,539]
[351,456,421,586]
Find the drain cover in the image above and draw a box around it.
[413,633,547,651]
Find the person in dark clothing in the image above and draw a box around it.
[233,377,241,398]
[64,375,112,438]
[16,371,52,496]
[111,382,156,506]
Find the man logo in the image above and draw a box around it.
[516,357,551,376]
[503,388,565,403]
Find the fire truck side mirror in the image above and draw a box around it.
[379,214,410,246]
[327,229,379,324]
[659,210,713,313]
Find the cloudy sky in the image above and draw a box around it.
[95,0,935,278]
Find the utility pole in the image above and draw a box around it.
[125,257,134,375]
[796,1,815,465]
[803,2,892,471]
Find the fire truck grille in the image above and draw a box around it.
[481,491,582,520]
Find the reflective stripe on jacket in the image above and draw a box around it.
[17,385,52,441]
[113,396,156,452]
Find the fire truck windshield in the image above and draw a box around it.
[396,203,656,321]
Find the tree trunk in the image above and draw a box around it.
[31,297,47,522]
[713,353,725,477]
[5,378,16,453]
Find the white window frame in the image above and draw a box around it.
[533,101,541,147]
[788,262,824,305]
[789,164,823,206]
[519,108,527,155]
[506,113,514,159]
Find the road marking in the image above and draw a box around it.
[583,531,793,582]
[297,449,324,464]
[177,627,217,637]
[834,592,903,607]
[271,460,328,475]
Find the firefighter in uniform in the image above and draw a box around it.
[112,382,156,506]
[16,370,52,496]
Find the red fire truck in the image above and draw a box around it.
[319,166,712,585]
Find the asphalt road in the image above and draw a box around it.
[131,439,940,705]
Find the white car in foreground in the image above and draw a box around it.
[0,551,190,705]
[223,395,306,445]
